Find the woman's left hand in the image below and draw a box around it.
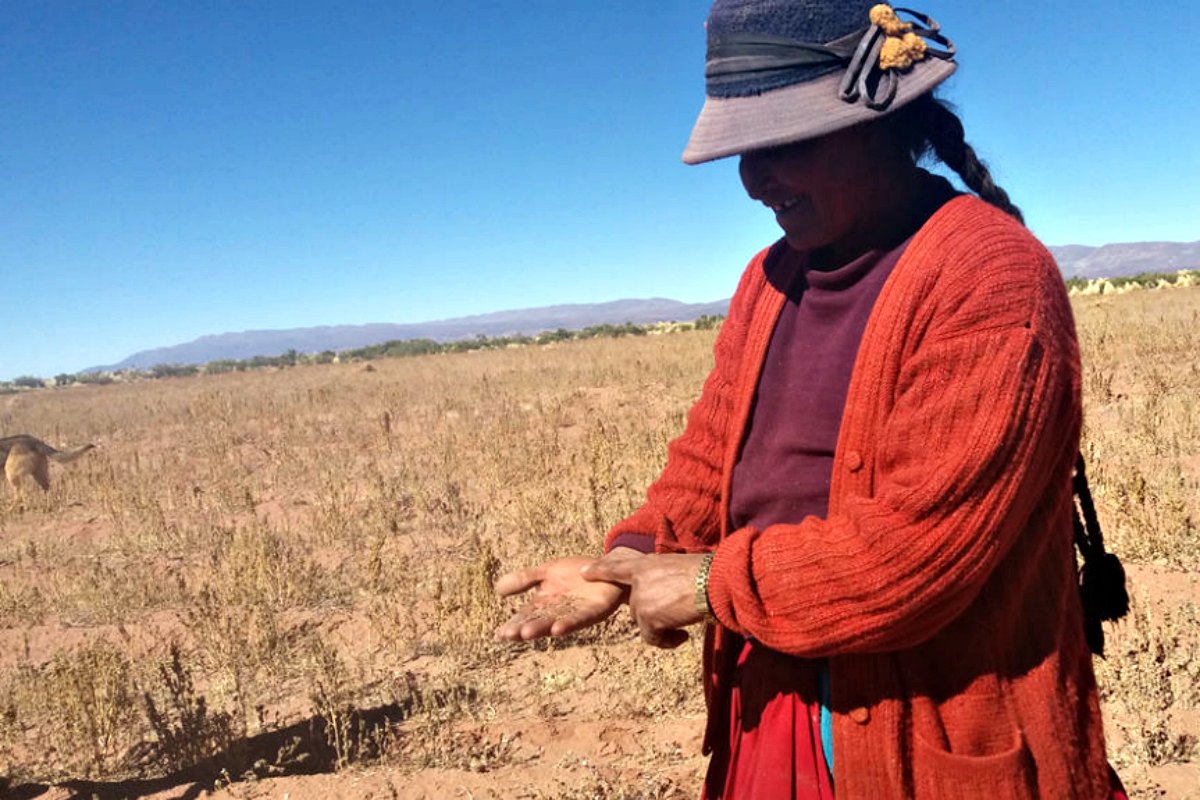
[583,552,709,649]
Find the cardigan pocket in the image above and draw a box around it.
[913,727,1035,799]
[910,687,1037,800]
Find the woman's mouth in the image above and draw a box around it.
[769,196,804,215]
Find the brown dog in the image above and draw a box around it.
[1,435,95,501]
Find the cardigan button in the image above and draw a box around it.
[845,450,864,472]
[849,705,870,724]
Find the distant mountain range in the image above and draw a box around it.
[93,298,730,372]
[1048,241,1200,279]
[92,240,1198,372]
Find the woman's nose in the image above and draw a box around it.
[739,153,772,199]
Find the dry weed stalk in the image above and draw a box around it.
[139,642,240,772]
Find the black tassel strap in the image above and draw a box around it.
[1072,453,1129,657]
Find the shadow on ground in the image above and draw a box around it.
[8,701,413,800]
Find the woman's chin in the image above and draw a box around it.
[780,229,821,252]
[775,213,823,252]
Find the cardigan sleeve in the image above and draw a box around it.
[603,247,771,554]
[705,267,1081,657]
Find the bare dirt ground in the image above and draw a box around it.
[2,286,1198,799]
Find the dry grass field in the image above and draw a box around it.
[1,285,1198,800]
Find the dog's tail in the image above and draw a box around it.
[45,443,96,463]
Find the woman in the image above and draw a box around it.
[496,2,1123,797]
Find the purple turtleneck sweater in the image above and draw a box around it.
[729,239,905,529]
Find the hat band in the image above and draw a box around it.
[706,29,865,79]
[705,29,865,97]
[704,5,954,111]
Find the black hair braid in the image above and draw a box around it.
[918,98,1024,224]
[1072,454,1129,657]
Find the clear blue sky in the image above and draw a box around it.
[2,1,1196,380]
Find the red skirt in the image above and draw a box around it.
[702,639,834,800]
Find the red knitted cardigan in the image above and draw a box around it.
[605,196,1111,799]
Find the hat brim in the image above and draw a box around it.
[682,58,956,165]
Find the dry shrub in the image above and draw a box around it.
[138,641,240,772]
[1096,592,1200,768]
[0,576,48,628]
[304,637,505,774]
[200,519,336,610]
[307,638,383,770]
[433,532,505,663]
[183,585,288,724]
[2,638,141,779]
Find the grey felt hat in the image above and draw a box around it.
[683,1,956,164]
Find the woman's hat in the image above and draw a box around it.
[683,1,957,164]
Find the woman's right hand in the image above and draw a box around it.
[494,549,643,641]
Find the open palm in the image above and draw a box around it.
[494,555,631,641]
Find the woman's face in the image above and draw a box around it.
[738,123,898,257]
